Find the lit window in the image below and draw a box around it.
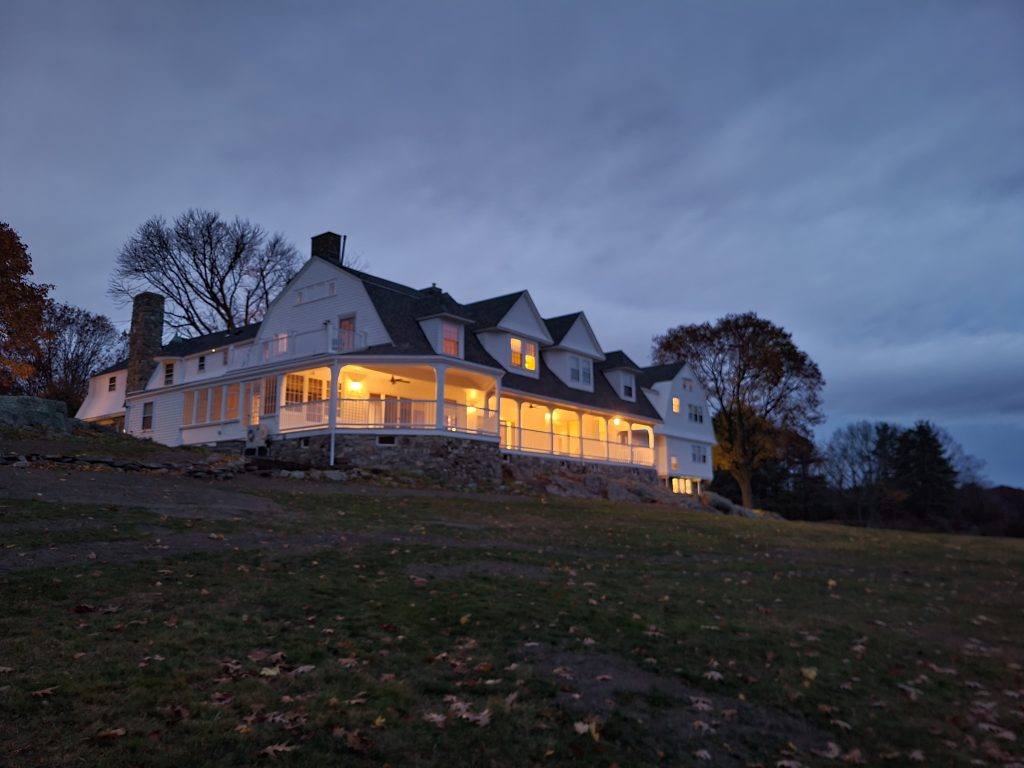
[671,455,679,471]
[182,391,194,426]
[307,378,323,402]
[107,376,117,392]
[141,402,154,431]
[688,404,704,423]
[671,477,680,493]
[443,323,460,356]
[672,396,680,413]
[511,338,537,371]
[262,376,278,416]
[198,355,206,372]
[209,386,223,421]
[163,363,174,386]
[195,389,209,424]
[285,374,304,405]
[338,316,356,352]
[225,383,240,420]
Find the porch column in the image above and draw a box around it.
[434,363,448,431]
[494,377,502,439]
[324,320,334,354]
[517,400,524,452]
[576,412,583,459]
[328,363,340,466]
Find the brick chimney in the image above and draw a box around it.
[311,231,343,264]
[126,292,165,393]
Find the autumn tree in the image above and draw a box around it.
[653,312,825,508]
[0,222,50,393]
[109,209,301,336]
[26,302,126,414]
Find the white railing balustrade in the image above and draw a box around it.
[333,328,368,354]
[279,399,332,431]
[442,403,498,436]
[337,398,437,429]
[503,425,653,466]
[242,327,368,367]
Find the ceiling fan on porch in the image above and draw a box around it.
[389,375,411,385]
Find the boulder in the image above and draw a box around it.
[0,396,70,432]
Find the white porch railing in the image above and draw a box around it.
[338,398,436,429]
[505,426,654,467]
[443,403,497,436]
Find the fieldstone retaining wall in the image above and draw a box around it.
[0,396,70,432]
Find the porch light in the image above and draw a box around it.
[612,417,621,425]
[468,388,478,401]
[467,406,477,415]
[347,380,363,392]
[544,412,551,422]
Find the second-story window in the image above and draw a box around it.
[442,323,460,356]
[338,316,356,352]
[510,337,537,371]
[107,376,117,392]
[569,356,592,385]
[688,404,704,423]
[163,363,174,386]
[672,396,680,413]
[622,373,635,399]
[198,355,206,372]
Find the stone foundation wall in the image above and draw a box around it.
[264,433,503,489]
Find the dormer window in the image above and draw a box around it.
[198,355,206,372]
[163,363,174,386]
[107,376,117,392]
[510,338,537,371]
[569,355,592,385]
[443,322,460,356]
[622,373,635,399]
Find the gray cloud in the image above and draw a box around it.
[2,0,1022,484]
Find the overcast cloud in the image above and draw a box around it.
[2,1,1022,484]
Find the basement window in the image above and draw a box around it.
[377,435,396,446]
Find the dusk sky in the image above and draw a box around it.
[2,1,1022,486]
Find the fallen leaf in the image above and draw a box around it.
[459,614,471,625]
[31,686,57,697]
[703,670,723,682]
[210,691,233,705]
[812,742,841,759]
[842,748,865,764]
[801,667,818,683]
[372,714,386,727]
[260,742,296,757]
[260,666,281,677]
[831,718,853,731]
[423,712,446,728]
[96,727,126,739]
[908,750,925,762]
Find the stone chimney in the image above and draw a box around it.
[126,292,165,393]
[311,231,342,264]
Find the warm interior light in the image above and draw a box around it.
[347,380,363,392]
[467,406,477,415]
[468,388,478,401]
[544,412,551,422]
[612,417,621,426]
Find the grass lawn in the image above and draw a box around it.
[1,486,1022,767]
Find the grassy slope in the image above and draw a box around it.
[1,490,1022,767]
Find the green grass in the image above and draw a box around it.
[1,491,1022,766]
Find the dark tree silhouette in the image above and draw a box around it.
[109,209,301,336]
[653,312,825,508]
[0,222,50,392]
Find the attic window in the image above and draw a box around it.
[295,279,336,305]
[510,338,536,371]
[442,322,460,356]
[107,376,117,392]
[622,373,635,399]
[163,363,174,386]
[198,355,206,372]
[569,356,592,385]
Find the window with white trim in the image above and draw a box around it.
[198,355,206,372]
[671,455,679,471]
[285,374,304,405]
[107,376,117,392]
[672,396,680,413]
[688,404,704,423]
[510,338,537,371]
[442,322,460,356]
[569,355,593,385]
[195,389,209,424]
[262,376,278,416]
[622,373,635,399]
[682,378,694,391]
[163,363,174,386]
[692,444,708,464]
[141,401,154,430]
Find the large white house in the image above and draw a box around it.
[78,232,715,494]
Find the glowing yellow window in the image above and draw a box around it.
[524,341,537,371]
[672,396,680,413]
[510,337,522,367]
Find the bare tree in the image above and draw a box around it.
[27,302,126,413]
[109,209,301,336]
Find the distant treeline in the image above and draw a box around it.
[710,419,1023,537]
